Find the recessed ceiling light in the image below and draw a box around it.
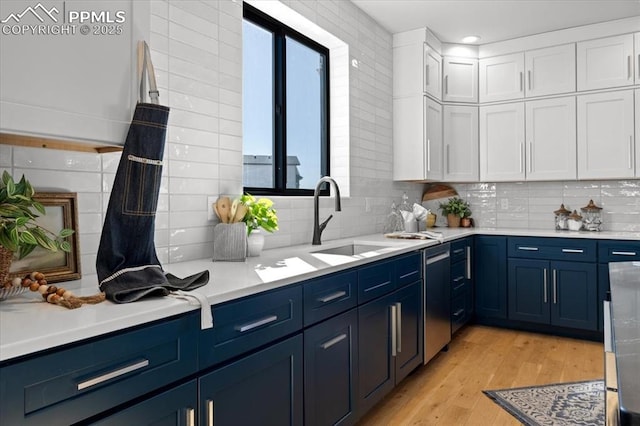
[462,35,480,44]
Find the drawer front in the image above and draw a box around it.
[451,239,469,264]
[199,285,303,368]
[508,237,596,262]
[451,291,472,334]
[304,271,358,326]
[0,313,199,426]
[395,251,422,287]
[451,260,468,298]
[598,240,640,263]
[358,258,396,304]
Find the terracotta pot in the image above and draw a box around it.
[447,214,461,228]
[460,217,472,228]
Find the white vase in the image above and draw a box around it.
[247,230,265,257]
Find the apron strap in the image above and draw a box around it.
[137,40,159,104]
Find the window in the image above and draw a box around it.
[242,3,330,196]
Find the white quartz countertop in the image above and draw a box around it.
[1,227,638,362]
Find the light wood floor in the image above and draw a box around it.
[358,325,604,425]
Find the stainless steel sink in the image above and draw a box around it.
[312,243,388,256]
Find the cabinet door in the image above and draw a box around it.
[304,310,358,426]
[199,335,303,426]
[479,103,525,181]
[525,97,577,180]
[636,88,640,177]
[443,105,479,182]
[357,291,396,415]
[577,34,634,90]
[636,33,640,84]
[550,261,597,331]
[424,44,442,100]
[443,57,478,102]
[474,236,508,320]
[525,44,576,97]
[393,39,423,98]
[508,258,550,325]
[91,380,197,426]
[394,281,424,383]
[577,90,635,179]
[479,53,525,102]
[425,97,444,180]
[0,1,147,145]
[393,95,425,180]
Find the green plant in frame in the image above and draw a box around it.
[0,171,74,259]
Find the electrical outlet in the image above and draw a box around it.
[500,199,509,210]
[207,195,218,221]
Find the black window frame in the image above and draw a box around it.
[242,3,330,196]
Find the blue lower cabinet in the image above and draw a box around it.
[474,236,508,320]
[304,310,359,426]
[357,280,423,415]
[508,258,597,331]
[90,380,197,426]
[199,334,303,426]
[508,258,550,325]
[394,281,424,383]
[552,261,597,330]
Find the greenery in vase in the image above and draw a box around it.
[439,197,472,219]
[0,171,74,259]
[239,193,278,236]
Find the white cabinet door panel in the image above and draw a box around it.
[393,96,442,181]
[525,44,576,97]
[577,90,634,179]
[479,103,525,181]
[0,1,148,146]
[443,105,478,182]
[424,44,442,100]
[636,89,640,177]
[577,34,634,91]
[635,33,640,85]
[479,53,524,102]
[443,57,478,103]
[525,97,576,181]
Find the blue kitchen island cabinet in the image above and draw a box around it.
[304,309,359,426]
[357,279,423,415]
[199,334,303,426]
[508,259,597,330]
[474,236,508,320]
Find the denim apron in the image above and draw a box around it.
[97,41,209,303]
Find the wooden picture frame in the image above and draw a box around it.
[10,192,81,283]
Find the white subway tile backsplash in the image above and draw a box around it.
[0,146,12,166]
[13,168,102,193]
[13,147,101,172]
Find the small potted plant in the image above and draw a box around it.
[438,197,471,228]
[239,193,278,256]
[0,171,74,286]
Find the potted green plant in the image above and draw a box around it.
[0,171,74,284]
[239,193,278,256]
[438,197,471,228]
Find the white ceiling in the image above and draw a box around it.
[351,0,640,44]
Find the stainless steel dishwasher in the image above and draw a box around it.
[423,243,451,364]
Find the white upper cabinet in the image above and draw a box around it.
[443,105,479,182]
[636,89,640,177]
[635,33,640,84]
[577,90,635,179]
[393,30,441,100]
[525,44,576,97]
[443,57,478,103]
[424,44,442,100]
[0,1,148,146]
[393,95,443,181]
[577,34,634,91]
[525,97,577,181]
[479,53,524,102]
[479,103,525,181]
